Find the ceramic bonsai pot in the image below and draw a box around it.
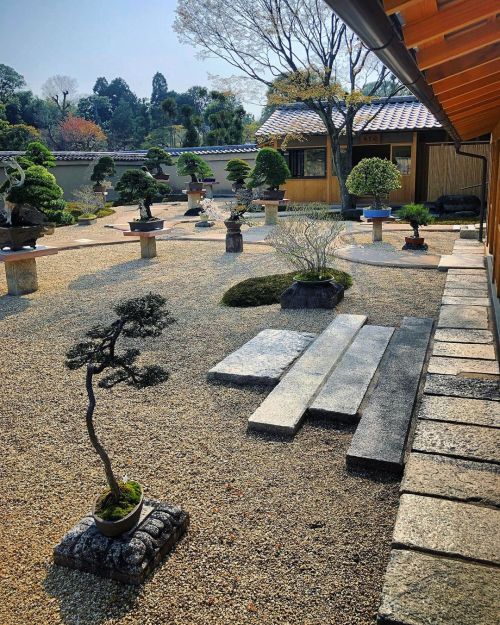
[93,485,144,538]
[260,189,285,201]
[188,181,203,192]
[363,208,392,219]
[0,225,54,251]
[403,236,428,251]
[78,216,97,226]
[129,219,164,232]
[154,173,170,181]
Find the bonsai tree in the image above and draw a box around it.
[115,168,159,220]
[73,185,105,221]
[90,156,116,190]
[346,157,401,210]
[65,293,175,516]
[144,147,173,178]
[225,158,251,191]
[398,203,433,239]
[248,147,290,193]
[23,141,56,169]
[176,152,212,183]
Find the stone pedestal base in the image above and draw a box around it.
[226,231,243,253]
[186,192,204,210]
[53,499,189,585]
[5,258,38,295]
[372,219,383,242]
[281,281,344,309]
[140,237,157,258]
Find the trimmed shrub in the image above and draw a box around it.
[145,147,173,176]
[91,156,115,186]
[44,209,75,226]
[176,152,213,182]
[346,157,401,209]
[248,147,290,190]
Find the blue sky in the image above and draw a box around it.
[0,0,262,115]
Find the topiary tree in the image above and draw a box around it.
[248,147,290,191]
[398,203,433,239]
[115,168,158,218]
[176,152,212,183]
[24,141,56,169]
[90,156,116,188]
[346,157,401,210]
[65,293,175,509]
[144,147,173,177]
[225,158,251,191]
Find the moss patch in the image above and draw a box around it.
[95,480,142,521]
[95,207,116,218]
[222,269,352,307]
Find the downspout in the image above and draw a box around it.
[455,147,488,242]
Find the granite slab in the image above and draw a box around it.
[418,394,500,428]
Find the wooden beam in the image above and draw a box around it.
[456,115,499,138]
[426,43,500,85]
[441,81,500,109]
[450,100,500,120]
[438,71,500,101]
[404,0,499,48]
[384,0,423,16]
[447,95,500,117]
[454,109,500,127]
[418,19,500,70]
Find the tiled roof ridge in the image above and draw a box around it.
[277,95,420,111]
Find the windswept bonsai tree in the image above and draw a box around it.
[115,168,159,220]
[90,156,116,191]
[346,157,401,211]
[176,152,212,185]
[248,147,290,199]
[225,158,251,191]
[398,203,433,239]
[65,293,175,526]
[144,147,173,179]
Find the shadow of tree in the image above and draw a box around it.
[0,293,31,321]
[68,259,154,291]
[44,564,140,625]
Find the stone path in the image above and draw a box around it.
[438,239,486,271]
[378,264,500,625]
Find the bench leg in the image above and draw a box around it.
[140,237,157,259]
[5,258,38,295]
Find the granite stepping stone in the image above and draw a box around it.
[393,494,500,565]
[308,325,394,422]
[437,305,488,329]
[432,341,496,360]
[412,420,500,464]
[438,255,485,271]
[446,273,487,285]
[424,374,499,401]
[418,395,500,428]
[207,329,316,386]
[441,296,490,306]
[434,328,494,344]
[443,287,489,297]
[346,317,433,473]
[402,452,500,507]
[448,268,487,275]
[379,549,500,625]
[248,314,366,435]
[427,356,499,376]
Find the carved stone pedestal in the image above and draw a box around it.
[225,220,243,253]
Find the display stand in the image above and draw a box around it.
[0,246,58,295]
[182,190,206,211]
[123,229,171,259]
[251,199,290,225]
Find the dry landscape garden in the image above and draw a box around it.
[1,1,499,625]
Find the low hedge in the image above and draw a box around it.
[222,269,352,307]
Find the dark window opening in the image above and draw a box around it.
[352,144,391,166]
[286,148,326,178]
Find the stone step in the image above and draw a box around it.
[438,255,485,271]
[346,317,433,473]
[247,314,367,435]
[424,374,500,401]
[427,355,499,376]
[448,268,487,275]
[434,328,494,344]
[437,305,488,330]
[207,329,316,386]
[441,295,490,307]
[432,341,496,360]
[379,550,500,625]
[418,395,500,428]
[445,273,487,285]
[308,325,394,422]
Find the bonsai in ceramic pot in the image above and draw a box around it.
[176,152,213,192]
[201,190,253,252]
[346,157,401,219]
[398,203,433,250]
[266,207,346,309]
[115,168,164,232]
[225,158,251,192]
[144,147,173,181]
[65,293,175,537]
[248,147,290,201]
[91,156,115,193]
[73,185,105,226]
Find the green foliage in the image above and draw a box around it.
[6,164,64,210]
[0,120,40,150]
[0,64,25,102]
[44,209,75,226]
[24,141,55,168]
[248,147,290,190]
[154,181,171,201]
[95,207,116,218]
[90,156,116,185]
[222,269,352,307]
[79,213,97,219]
[397,203,433,226]
[176,152,212,182]
[95,480,142,521]
[346,157,401,208]
[115,169,158,203]
[144,147,173,175]
[225,158,251,185]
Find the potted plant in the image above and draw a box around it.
[91,156,116,193]
[176,152,213,192]
[248,147,290,201]
[225,158,251,192]
[398,203,433,250]
[72,185,104,226]
[201,189,253,252]
[115,169,163,232]
[346,157,402,219]
[144,147,173,181]
[65,293,175,537]
[266,207,345,308]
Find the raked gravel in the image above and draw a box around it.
[0,240,446,625]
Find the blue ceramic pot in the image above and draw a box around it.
[363,208,392,219]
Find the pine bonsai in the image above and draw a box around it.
[65,293,175,512]
[176,152,212,183]
[398,203,433,238]
[115,168,158,220]
[225,158,251,190]
[248,147,290,191]
[144,147,173,177]
[90,156,116,189]
[23,141,56,169]
[346,157,401,210]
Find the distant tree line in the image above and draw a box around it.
[0,64,257,152]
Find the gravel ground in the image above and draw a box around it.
[0,240,446,625]
[348,230,456,255]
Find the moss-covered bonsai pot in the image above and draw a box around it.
[93,481,144,538]
[78,213,97,225]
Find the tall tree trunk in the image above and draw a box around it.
[331,139,354,211]
[85,365,121,501]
